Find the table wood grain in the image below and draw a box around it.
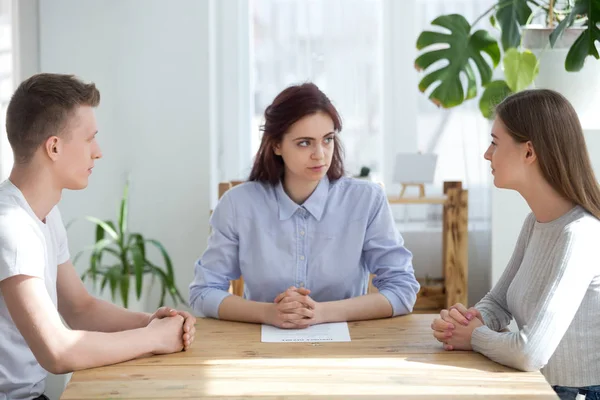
[61,314,557,399]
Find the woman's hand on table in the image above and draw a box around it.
[267,286,321,329]
[431,307,483,351]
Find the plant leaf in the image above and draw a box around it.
[92,221,113,266]
[130,243,145,300]
[479,80,513,119]
[146,239,175,286]
[146,261,167,307]
[495,0,533,50]
[85,216,119,241]
[95,223,105,244]
[100,272,109,292]
[159,282,167,308]
[90,238,116,256]
[549,0,592,48]
[563,0,600,71]
[106,266,122,302]
[86,238,115,285]
[490,14,497,29]
[146,261,187,307]
[128,233,146,260]
[503,48,540,92]
[566,30,600,71]
[118,180,130,239]
[416,14,501,108]
[120,270,130,309]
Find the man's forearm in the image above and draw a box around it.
[66,297,150,332]
[46,327,157,374]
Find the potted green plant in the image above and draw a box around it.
[356,166,371,179]
[75,181,186,310]
[415,0,599,118]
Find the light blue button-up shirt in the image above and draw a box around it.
[190,176,420,318]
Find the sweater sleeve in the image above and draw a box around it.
[471,218,598,372]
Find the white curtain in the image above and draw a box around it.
[252,0,383,178]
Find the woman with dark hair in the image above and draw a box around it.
[431,89,600,399]
[190,83,419,328]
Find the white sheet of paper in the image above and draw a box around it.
[261,322,351,343]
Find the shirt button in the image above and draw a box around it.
[300,255,305,261]
[299,282,305,287]
[300,230,305,236]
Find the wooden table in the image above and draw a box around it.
[61,315,557,399]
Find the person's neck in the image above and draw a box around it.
[9,163,61,222]
[519,176,575,223]
[282,174,320,205]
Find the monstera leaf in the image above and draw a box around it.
[478,48,539,119]
[503,48,539,92]
[550,0,600,72]
[416,14,501,108]
[495,0,533,50]
[479,80,513,119]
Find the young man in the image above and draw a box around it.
[0,73,196,400]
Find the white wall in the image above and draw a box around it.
[39,0,216,312]
[13,0,39,81]
[36,0,489,311]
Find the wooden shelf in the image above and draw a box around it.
[390,181,469,312]
[387,196,447,205]
[414,282,445,312]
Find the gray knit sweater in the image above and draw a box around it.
[471,206,600,387]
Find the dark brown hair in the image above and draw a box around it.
[496,89,600,219]
[6,73,100,164]
[248,82,345,184]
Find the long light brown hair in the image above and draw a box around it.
[495,89,600,219]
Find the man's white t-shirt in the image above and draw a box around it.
[0,180,70,400]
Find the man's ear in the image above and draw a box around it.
[45,136,60,161]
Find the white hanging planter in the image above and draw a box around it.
[521,26,600,175]
[522,27,600,130]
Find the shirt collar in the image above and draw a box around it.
[275,176,330,221]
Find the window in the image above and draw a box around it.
[251,0,384,179]
[224,0,494,296]
[0,0,14,179]
[247,0,494,227]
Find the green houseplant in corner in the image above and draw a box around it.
[415,0,600,118]
[76,181,186,309]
